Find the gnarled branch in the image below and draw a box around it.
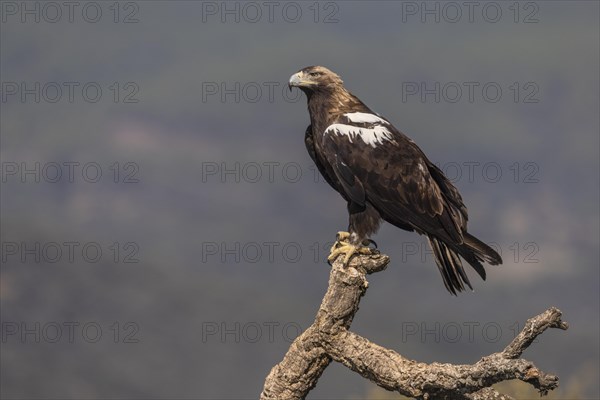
[260,253,568,399]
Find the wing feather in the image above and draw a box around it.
[320,117,465,243]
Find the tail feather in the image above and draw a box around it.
[427,233,503,295]
[463,232,502,265]
[428,236,471,295]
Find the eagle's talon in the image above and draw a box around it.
[328,242,374,266]
[329,231,352,255]
[362,238,378,249]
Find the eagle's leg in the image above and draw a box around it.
[328,204,382,266]
[328,232,377,266]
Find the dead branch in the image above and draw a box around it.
[260,252,568,400]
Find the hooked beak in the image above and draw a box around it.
[288,71,307,91]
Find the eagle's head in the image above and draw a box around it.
[288,66,344,94]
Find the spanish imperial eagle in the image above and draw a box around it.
[289,66,502,295]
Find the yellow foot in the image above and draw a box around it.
[328,241,374,266]
[329,231,351,254]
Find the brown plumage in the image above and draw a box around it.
[289,66,502,295]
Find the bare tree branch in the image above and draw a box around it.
[260,252,567,400]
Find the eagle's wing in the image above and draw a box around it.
[304,124,347,197]
[319,112,468,244]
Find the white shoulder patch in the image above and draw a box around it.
[343,112,388,125]
[326,123,393,147]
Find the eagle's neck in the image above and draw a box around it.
[306,87,364,135]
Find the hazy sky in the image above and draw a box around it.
[1,1,599,399]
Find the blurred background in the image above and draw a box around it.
[1,1,598,399]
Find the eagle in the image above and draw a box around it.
[289,66,502,295]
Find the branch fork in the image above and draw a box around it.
[261,253,567,400]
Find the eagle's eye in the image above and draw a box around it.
[309,72,321,78]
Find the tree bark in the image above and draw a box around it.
[260,252,568,400]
